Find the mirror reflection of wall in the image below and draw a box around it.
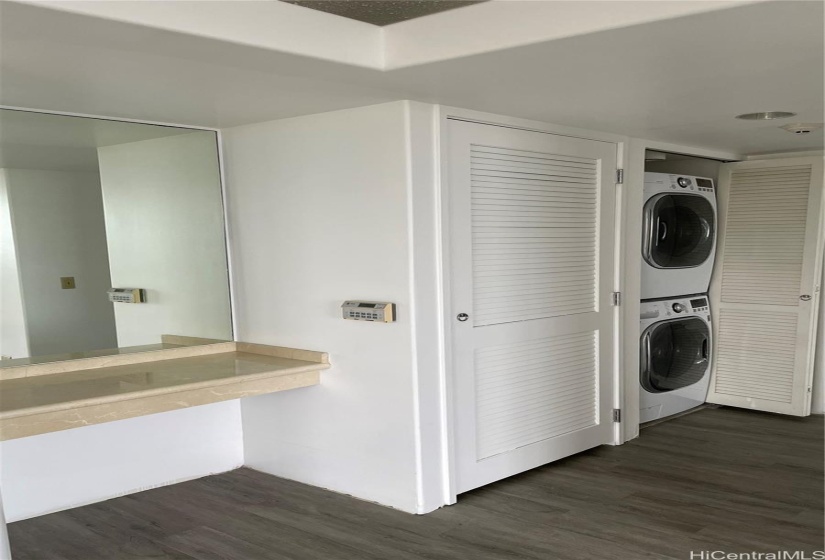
[0,109,232,364]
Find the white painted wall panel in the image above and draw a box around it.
[222,102,421,513]
[0,401,243,521]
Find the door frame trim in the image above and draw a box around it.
[435,106,628,504]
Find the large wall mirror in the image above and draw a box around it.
[0,108,232,367]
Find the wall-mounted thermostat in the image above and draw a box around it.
[342,301,396,323]
[108,288,146,304]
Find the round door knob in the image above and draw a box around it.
[672,303,686,313]
[457,313,470,322]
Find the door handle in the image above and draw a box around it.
[657,220,668,244]
[800,295,812,301]
[457,313,469,322]
[641,332,652,374]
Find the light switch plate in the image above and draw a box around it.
[60,277,76,289]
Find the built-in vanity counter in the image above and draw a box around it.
[0,342,330,441]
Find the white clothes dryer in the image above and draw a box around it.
[641,172,717,299]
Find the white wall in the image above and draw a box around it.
[223,101,433,513]
[0,401,244,521]
[0,172,29,359]
[405,103,450,511]
[3,168,117,357]
[0,486,9,560]
[97,132,232,346]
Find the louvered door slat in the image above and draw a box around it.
[719,165,811,305]
[475,332,598,459]
[470,144,598,327]
[708,157,824,416]
[472,157,597,172]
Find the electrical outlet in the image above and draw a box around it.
[60,276,76,289]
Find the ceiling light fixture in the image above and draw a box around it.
[735,111,797,120]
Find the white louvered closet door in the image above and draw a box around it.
[707,157,825,416]
[447,120,618,493]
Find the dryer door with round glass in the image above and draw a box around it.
[643,194,715,269]
[641,317,710,393]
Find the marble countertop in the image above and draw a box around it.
[0,343,330,440]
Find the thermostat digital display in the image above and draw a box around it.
[342,301,396,323]
[108,288,146,304]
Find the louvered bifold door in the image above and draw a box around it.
[707,157,825,416]
[447,119,618,493]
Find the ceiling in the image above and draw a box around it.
[0,109,198,172]
[1,1,822,155]
[279,0,485,26]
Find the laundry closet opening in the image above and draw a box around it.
[638,150,727,426]
[635,149,825,429]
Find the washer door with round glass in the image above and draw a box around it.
[643,194,715,269]
[641,317,710,393]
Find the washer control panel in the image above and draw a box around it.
[640,295,710,320]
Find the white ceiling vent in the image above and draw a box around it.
[780,123,824,135]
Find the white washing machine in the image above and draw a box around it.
[641,172,717,300]
[640,295,712,423]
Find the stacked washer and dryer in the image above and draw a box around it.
[640,172,717,423]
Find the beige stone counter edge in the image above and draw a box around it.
[0,368,326,441]
[0,341,329,380]
[0,361,330,421]
[0,342,331,441]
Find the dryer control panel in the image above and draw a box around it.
[689,297,709,312]
[645,172,714,193]
[668,174,714,192]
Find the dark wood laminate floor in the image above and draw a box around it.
[9,407,824,560]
